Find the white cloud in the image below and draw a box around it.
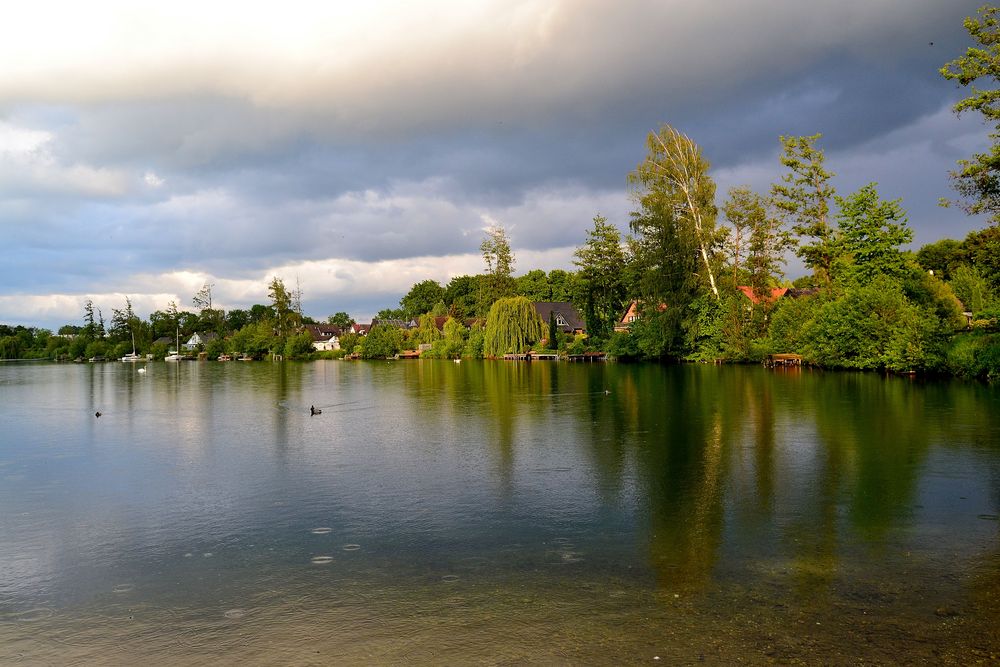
[0,120,127,197]
[143,171,164,187]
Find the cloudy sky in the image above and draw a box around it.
[0,0,992,329]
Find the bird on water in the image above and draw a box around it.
[95,411,102,418]
[310,405,322,416]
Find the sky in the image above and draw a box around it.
[0,0,993,330]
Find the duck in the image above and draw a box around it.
[310,405,322,416]
[95,411,102,418]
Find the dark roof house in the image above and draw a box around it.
[533,302,586,335]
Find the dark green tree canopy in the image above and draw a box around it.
[835,183,913,283]
[400,280,445,319]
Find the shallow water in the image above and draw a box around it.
[0,360,998,664]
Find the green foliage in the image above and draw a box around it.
[950,264,994,313]
[268,277,298,336]
[227,321,274,359]
[514,269,551,301]
[781,277,947,372]
[573,214,628,341]
[414,313,443,345]
[423,317,467,358]
[400,280,445,319]
[205,337,226,360]
[483,296,543,357]
[915,238,966,280]
[945,331,1000,379]
[629,124,721,298]
[835,183,912,283]
[359,324,404,359]
[771,133,836,282]
[941,5,1000,223]
[964,225,1000,290]
[443,275,483,319]
[283,332,315,359]
[722,186,790,297]
[338,331,360,355]
[463,323,485,359]
[327,311,355,329]
[480,225,515,312]
[607,330,642,359]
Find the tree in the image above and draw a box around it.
[514,269,551,301]
[360,323,404,359]
[771,134,837,283]
[82,299,101,340]
[414,313,443,345]
[376,307,405,320]
[400,280,445,319]
[327,311,355,329]
[480,225,516,311]
[628,124,721,298]
[915,238,966,280]
[547,269,577,302]
[722,186,790,298]
[192,283,214,310]
[941,5,1000,223]
[950,264,994,313]
[835,183,912,283]
[573,214,628,340]
[482,296,544,357]
[226,308,250,332]
[108,296,138,344]
[626,184,701,358]
[268,277,297,336]
[964,225,1000,289]
[444,275,483,319]
[547,311,558,350]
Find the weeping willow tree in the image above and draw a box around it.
[483,296,544,357]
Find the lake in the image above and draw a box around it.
[1,360,998,664]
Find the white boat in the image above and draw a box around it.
[164,353,183,362]
[121,329,145,362]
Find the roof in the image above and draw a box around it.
[371,318,408,329]
[737,286,788,305]
[304,324,341,342]
[533,302,586,333]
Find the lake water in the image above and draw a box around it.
[0,360,998,664]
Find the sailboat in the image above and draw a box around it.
[121,328,144,362]
[164,326,184,362]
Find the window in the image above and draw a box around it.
[556,314,567,326]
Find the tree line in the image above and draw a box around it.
[4,5,999,377]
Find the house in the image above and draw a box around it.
[371,318,409,330]
[615,301,642,333]
[737,286,789,305]
[182,332,218,351]
[533,302,586,335]
[350,323,371,336]
[614,301,667,332]
[737,286,820,306]
[304,324,341,351]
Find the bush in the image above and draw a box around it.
[946,332,1000,379]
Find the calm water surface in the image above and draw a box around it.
[0,360,998,664]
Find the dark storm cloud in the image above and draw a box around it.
[0,0,992,328]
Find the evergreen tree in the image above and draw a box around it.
[771,134,837,283]
[573,214,628,340]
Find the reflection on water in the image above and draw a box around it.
[0,361,998,663]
